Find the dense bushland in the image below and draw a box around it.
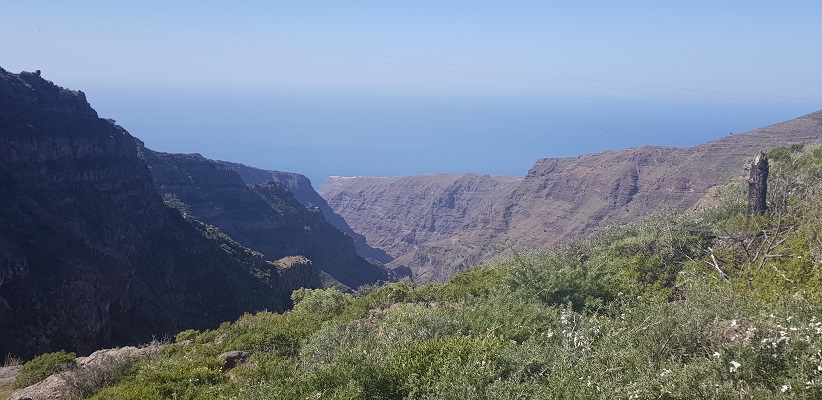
[15,146,822,399]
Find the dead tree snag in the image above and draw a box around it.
[747,151,769,217]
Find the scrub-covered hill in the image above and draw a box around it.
[15,144,822,399]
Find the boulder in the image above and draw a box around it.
[9,345,160,400]
[217,351,250,371]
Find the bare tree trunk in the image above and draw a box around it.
[748,151,769,216]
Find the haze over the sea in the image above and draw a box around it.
[4,1,821,186]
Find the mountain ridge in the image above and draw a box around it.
[319,109,822,282]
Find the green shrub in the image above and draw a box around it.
[15,350,76,388]
[434,264,507,301]
[90,354,227,400]
[175,329,200,343]
[768,146,792,161]
[291,287,353,316]
[506,250,615,311]
[219,311,324,355]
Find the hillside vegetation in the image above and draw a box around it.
[15,145,822,399]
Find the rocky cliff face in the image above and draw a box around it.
[319,174,521,282]
[319,110,822,282]
[0,68,311,358]
[220,161,393,264]
[143,153,389,289]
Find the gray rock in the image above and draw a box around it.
[217,351,250,371]
[0,365,21,384]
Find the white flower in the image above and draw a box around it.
[712,352,721,358]
[730,361,741,373]
[781,384,790,393]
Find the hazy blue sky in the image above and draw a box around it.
[3,1,822,186]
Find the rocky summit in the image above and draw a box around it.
[319,110,822,282]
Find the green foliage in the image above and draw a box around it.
[292,287,353,316]
[15,350,76,388]
[90,352,227,400]
[81,144,822,399]
[507,249,614,311]
[175,329,200,343]
[433,264,507,301]
[356,281,420,307]
[768,144,805,161]
[218,311,324,355]
[767,146,791,161]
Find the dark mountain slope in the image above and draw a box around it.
[220,161,392,264]
[143,152,388,289]
[320,110,822,282]
[0,68,310,358]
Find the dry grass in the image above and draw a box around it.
[3,354,22,367]
[0,382,15,398]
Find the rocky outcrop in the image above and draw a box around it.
[0,366,20,384]
[221,161,393,264]
[143,152,388,289]
[320,110,822,282]
[9,345,160,400]
[0,68,310,358]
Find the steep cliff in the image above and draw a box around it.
[319,174,520,282]
[143,153,389,289]
[0,68,311,358]
[319,110,822,282]
[220,161,392,264]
